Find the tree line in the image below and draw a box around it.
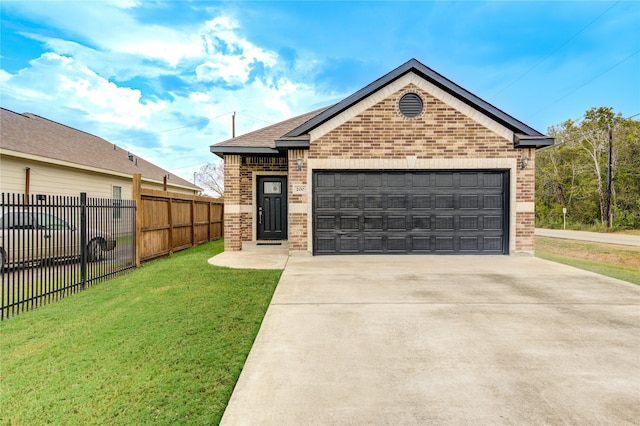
[536,107,640,230]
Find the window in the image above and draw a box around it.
[36,213,71,230]
[113,186,122,219]
[263,182,282,194]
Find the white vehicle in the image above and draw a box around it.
[0,210,116,271]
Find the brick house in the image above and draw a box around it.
[210,59,553,255]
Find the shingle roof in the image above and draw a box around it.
[0,108,200,190]
[210,106,331,155]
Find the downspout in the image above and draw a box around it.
[25,167,31,196]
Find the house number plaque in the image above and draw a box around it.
[293,185,307,194]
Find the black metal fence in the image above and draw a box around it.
[1,192,136,319]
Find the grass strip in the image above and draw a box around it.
[535,237,640,285]
[0,239,282,425]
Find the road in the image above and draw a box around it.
[535,228,640,247]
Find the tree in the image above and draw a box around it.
[537,107,640,229]
[195,161,224,198]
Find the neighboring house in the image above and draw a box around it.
[0,108,201,199]
[210,59,554,255]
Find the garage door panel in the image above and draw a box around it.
[460,237,479,251]
[338,173,359,188]
[388,174,407,187]
[435,237,454,252]
[484,216,503,230]
[365,195,383,209]
[435,216,454,230]
[315,236,336,254]
[340,216,359,231]
[460,195,479,209]
[364,215,383,230]
[483,195,503,209]
[412,236,431,251]
[436,174,454,187]
[339,236,360,253]
[483,237,504,251]
[387,216,407,230]
[484,174,503,187]
[412,174,431,187]
[317,174,335,188]
[364,236,384,252]
[387,236,408,252]
[316,216,336,230]
[313,171,507,255]
[365,174,382,187]
[340,195,360,209]
[412,194,431,209]
[412,216,431,230]
[388,194,408,209]
[460,173,479,187]
[460,216,478,230]
[436,195,454,209]
[316,194,336,210]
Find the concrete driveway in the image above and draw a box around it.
[221,255,640,425]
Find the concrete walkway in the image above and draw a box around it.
[208,241,290,269]
[535,228,640,246]
[220,255,640,425]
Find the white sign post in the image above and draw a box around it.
[562,207,567,230]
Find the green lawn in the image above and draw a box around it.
[535,251,640,285]
[0,239,282,425]
[535,236,640,285]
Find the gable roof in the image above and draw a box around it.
[286,58,546,138]
[211,58,553,155]
[0,108,201,191]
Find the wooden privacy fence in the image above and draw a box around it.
[132,174,223,266]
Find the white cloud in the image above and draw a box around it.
[0,3,342,182]
[194,17,278,85]
[1,52,165,128]
[189,92,210,102]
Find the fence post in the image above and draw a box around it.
[80,192,87,290]
[132,173,142,268]
[168,197,173,255]
[191,199,195,247]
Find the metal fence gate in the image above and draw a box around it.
[1,192,136,319]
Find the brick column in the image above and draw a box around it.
[516,149,535,253]
[288,149,308,251]
[223,155,242,251]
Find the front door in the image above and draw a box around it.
[257,176,287,240]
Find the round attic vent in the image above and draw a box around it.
[399,93,423,118]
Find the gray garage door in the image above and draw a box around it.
[313,171,508,255]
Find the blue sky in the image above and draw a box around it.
[1,1,639,183]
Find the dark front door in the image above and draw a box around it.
[257,176,288,240]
